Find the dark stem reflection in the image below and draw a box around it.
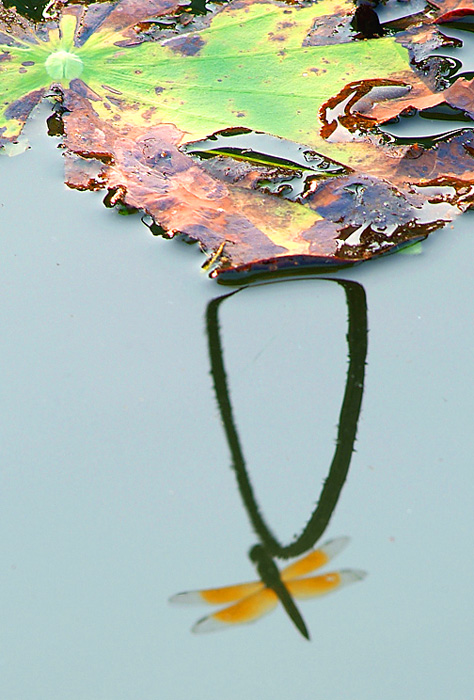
[206,279,368,637]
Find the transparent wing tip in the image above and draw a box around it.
[320,536,351,560]
[192,615,227,634]
[338,569,368,585]
[169,590,204,605]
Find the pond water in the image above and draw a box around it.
[2,13,474,700]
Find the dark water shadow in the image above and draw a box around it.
[206,278,368,637]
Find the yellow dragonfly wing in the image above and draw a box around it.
[286,569,366,599]
[281,536,350,581]
[192,587,279,634]
[169,580,264,606]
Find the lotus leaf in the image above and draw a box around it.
[1,0,474,278]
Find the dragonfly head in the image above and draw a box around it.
[248,544,265,563]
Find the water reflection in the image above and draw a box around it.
[172,278,368,638]
[170,536,365,638]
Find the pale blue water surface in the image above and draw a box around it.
[1,98,474,699]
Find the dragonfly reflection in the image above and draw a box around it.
[170,280,368,638]
[170,537,366,634]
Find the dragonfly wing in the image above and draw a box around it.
[169,581,263,606]
[286,569,367,599]
[192,588,278,633]
[281,536,350,581]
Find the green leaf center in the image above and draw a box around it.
[45,50,84,81]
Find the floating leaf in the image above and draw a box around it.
[1,0,474,278]
[430,0,474,22]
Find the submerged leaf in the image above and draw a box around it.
[1,0,474,278]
